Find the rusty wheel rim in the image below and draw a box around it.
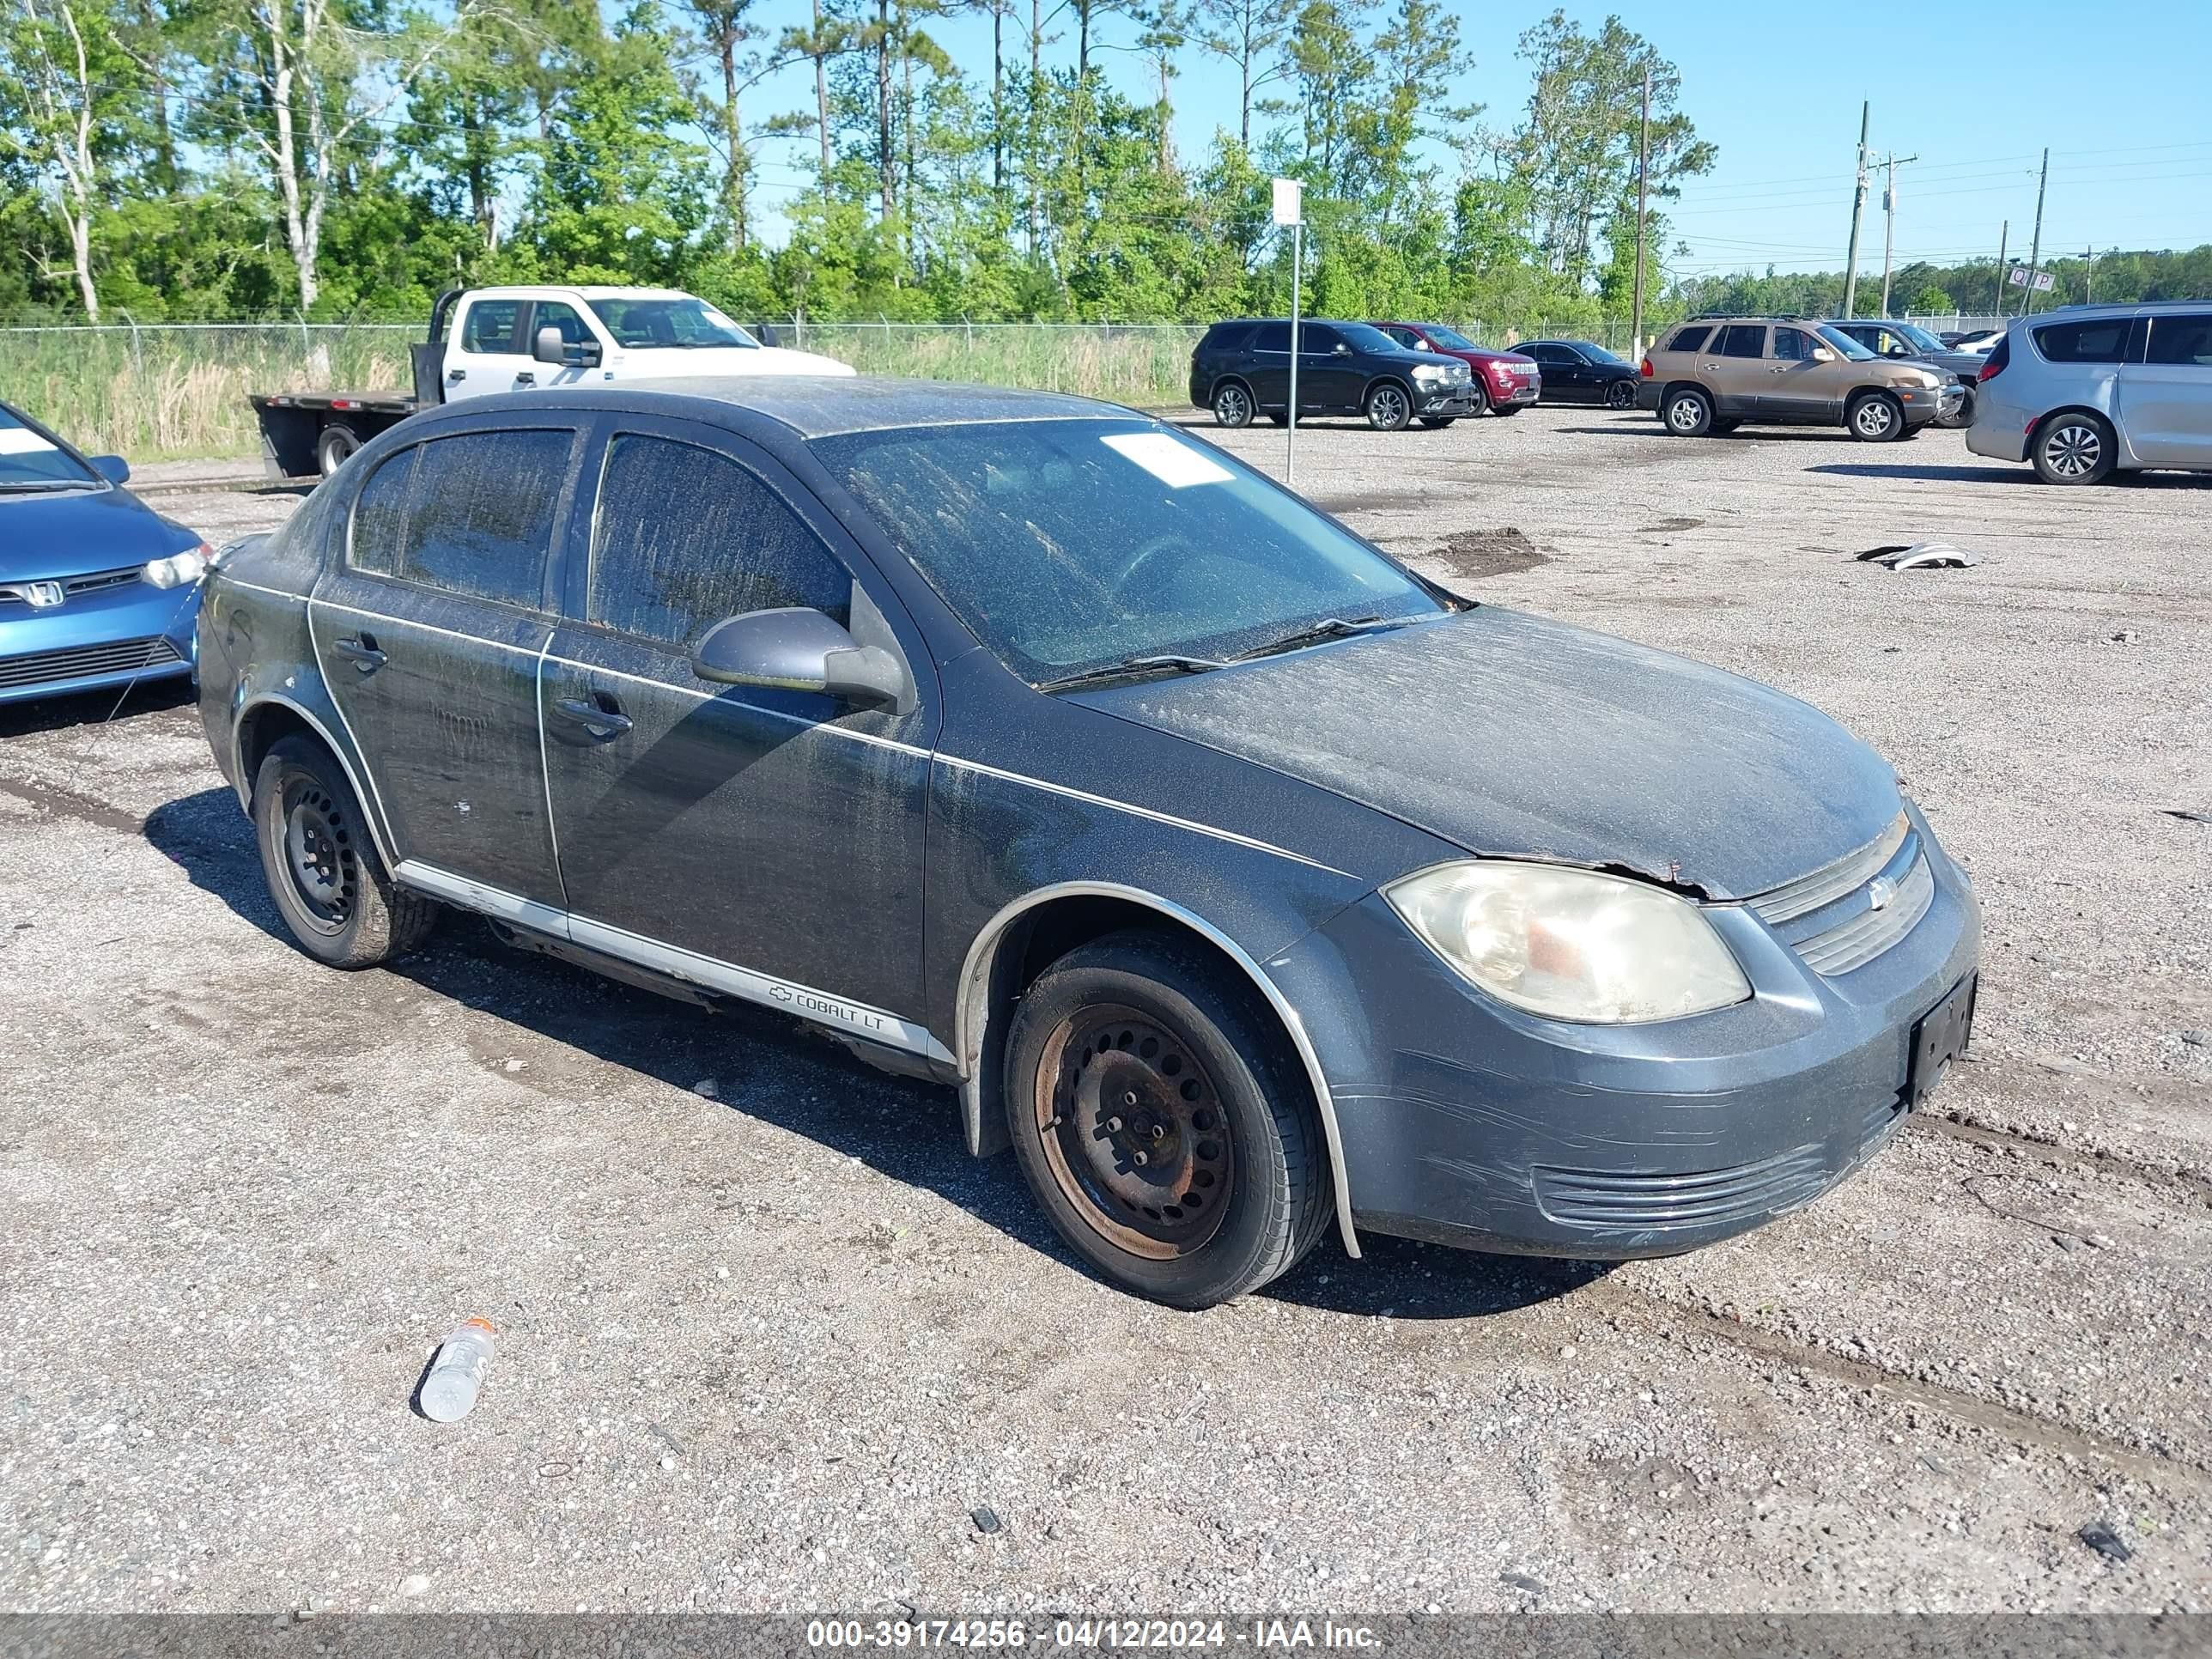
[1033,1004,1234,1261]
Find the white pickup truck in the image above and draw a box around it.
[250,284,853,477]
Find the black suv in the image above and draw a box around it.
[1188,319,1477,432]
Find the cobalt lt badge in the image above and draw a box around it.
[25,580,66,609]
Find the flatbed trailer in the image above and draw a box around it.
[249,388,428,480]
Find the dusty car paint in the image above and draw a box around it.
[197,377,1981,1270]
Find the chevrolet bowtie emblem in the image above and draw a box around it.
[1867,875,1898,912]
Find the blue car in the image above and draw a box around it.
[0,400,210,705]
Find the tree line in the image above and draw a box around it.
[1684,246,2212,322]
[2,0,1722,327]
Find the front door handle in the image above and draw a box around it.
[514,372,536,387]
[447,368,466,382]
[1770,366,1790,374]
[552,696,632,739]
[332,635,386,672]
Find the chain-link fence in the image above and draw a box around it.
[0,316,1654,461]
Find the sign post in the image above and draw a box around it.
[1272,177,1304,485]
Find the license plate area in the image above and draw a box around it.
[1905,972,1978,1109]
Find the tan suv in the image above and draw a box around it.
[1635,317,1964,441]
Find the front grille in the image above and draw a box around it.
[1749,811,1931,976]
[0,566,145,607]
[0,635,181,690]
[1533,1145,1830,1231]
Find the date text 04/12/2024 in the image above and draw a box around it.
[805,1620,1385,1650]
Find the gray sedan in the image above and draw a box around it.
[192,378,1980,1307]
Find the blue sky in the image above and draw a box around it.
[734,0,2212,278]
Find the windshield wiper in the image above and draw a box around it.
[1035,653,1228,693]
[1231,615,1412,663]
[0,480,88,494]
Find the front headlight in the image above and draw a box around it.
[1412,364,1448,383]
[1384,861,1752,1024]
[143,544,210,589]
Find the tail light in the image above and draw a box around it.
[1977,337,2009,383]
[1639,356,1654,378]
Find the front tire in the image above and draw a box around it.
[1662,386,1713,436]
[1492,404,1524,417]
[2032,411,2114,484]
[1212,382,1255,428]
[1848,391,1907,442]
[252,736,436,969]
[1004,933,1329,1309]
[1606,378,1638,410]
[1364,380,1413,432]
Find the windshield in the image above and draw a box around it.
[1816,325,1876,362]
[1896,323,1947,353]
[1419,324,1480,351]
[585,296,758,349]
[1334,322,1404,354]
[1573,340,1626,364]
[812,419,1444,684]
[0,406,98,488]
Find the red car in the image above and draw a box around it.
[1372,323,1541,416]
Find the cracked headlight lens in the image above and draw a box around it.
[1385,860,1752,1024]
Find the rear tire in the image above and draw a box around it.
[1212,382,1255,428]
[1004,932,1329,1309]
[1364,381,1413,432]
[2031,411,2114,484]
[1662,386,1713,436]
[316,422,362,477]
[1419,416,1455,428]
[252,735,436,969]
[1847,391,1907,442]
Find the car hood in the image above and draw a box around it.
[0,486,200,583]
[1082,608,1901,900]
[603,345,856,378]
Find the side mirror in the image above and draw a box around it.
[89,454,131,484]
[533,325,602,368]
[1810,347,1835,363]
[1333,341,1352,356]
[690,606,910,708]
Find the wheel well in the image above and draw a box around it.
[1364,374,1413,404]
[2027,404,2112,441]
[1662,380,1709,404]
[235,701,317,792]
[1212,375,1252,400]
[1848,385,1901,405]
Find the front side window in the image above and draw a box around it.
[391,429,572,607]
[533,300,594,348]
[1301,324,1344,353]
[1717,325,1766,358]
[586,296,757,349]
[459,301,520,354]
[1577,341,1626,365]
[1381,325,1421,349]
[2034,318,2133,363]
[1419,325,1479,351]
[1772,327,1817,362]
[1332,323,1403,354]
[2143,313,2212,367]
[588,434,851,647]
[813,419,1444,684]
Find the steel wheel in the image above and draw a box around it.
[1212,383,1253,428]
[2043,420,2101,478]
[1031,1005,1233,1261]
[280,778,358,936]
[1366,383,1412,431]
[1607,378,1638,410]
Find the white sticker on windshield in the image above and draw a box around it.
[1100,431,1232,489]
[0,428,62,456]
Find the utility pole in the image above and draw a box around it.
[1630,68,1650,356]
[1994,220,2008,318]
[2085,246,2095,303]
[1877,151,1917,317]
[2021,146,2049,317]
[1842,101,1870,318]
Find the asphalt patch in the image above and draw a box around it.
[1424,526,1551,579]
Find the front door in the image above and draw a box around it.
[1529,343,1588,398]
[1296,324,1364,412]
[538,416,935,1039]
[309,420,580,915]
[442,295,537,402]
[1764,325,1848,422]
[2119,312,2212,466]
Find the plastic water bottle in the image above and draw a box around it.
[419,1318,497,1423]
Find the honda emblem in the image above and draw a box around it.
[25,580,65,609]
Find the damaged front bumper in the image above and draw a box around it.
[1273,811,1982,1259]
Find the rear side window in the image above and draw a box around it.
[2033,318,2133,363]
[1666,325,1711,354]
[1200,323,1252,352]
[2144,313,2212,367]
[393,429,571,607]
[587,434,851,647]
[1250,323,1291,352]
[349,449,416,574]
[1717,325,1766,358]
[460,301,520,354]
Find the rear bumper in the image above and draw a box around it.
[0,580,201,705]
[1635,381,1662,412]
[1966,398,2031,460]
[1271,808,1982,1258]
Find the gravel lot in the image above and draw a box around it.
[3,405,2208,1615]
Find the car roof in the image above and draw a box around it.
[462,285,695,301]
[445,376,1139,441]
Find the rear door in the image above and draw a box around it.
[1244,322,1293,410]
[2118,312,2212,466]
[441,295,535,401]
[1710,324,1769,416]
[538,415,935,1036]
[309,420,580,915]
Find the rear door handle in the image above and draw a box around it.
[552,696,632,739]
[332,635,386,672]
